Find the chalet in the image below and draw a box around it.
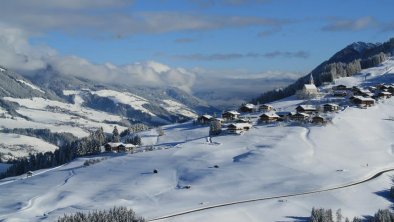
[227,123,252,134]
[350,96,375,107]
[323,103,339,112]
[196,115,213,125]
[290,112,310,121]
[296,105,317,114]
[332,85,348,91]
[377,91,392,99]
[105,142,135,152]
[259,113,280,123]
[239,104,255,113]
[222,111,240,121]
[259,104,274,112]
[312,115,326,124]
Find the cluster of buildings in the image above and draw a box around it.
[196,79,394,135]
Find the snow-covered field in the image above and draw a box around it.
[0,59,393,221]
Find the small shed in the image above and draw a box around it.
[227,123,252,134]
[222,111,240,121]
[323,103,339,112]
[291,112,310,121]
[259,104,274,112]
[296,105,317,114]
[259,113,280,122]
[239,104,255,113]
[197,114,213,125]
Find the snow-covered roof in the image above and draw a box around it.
[352,96,375,102]
[242,104,255,109]
[297,105,317,111]
[293,112,309,117]
[323,103,339,107]
[260,113,279,118]
[224,110,240,115]
[201,114,213,119]
[379,91,392,95]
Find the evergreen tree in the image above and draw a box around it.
[112,126,120,142]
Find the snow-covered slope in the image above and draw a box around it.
[0,58,393,221]
[1,97,127,138]
[0,133,58,159]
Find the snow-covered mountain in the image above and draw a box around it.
[1,55,393,221]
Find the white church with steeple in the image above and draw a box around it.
[296,74,319,99]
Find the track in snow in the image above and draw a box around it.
[147,167,394,221]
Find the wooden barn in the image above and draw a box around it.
[227,123,252,134]
[323,103,339,112]
[259,113,280,123]
[222,111,240,121]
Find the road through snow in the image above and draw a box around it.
[147,167,394,221]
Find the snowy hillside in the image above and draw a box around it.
[0,58,393,221]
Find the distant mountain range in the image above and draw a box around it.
[0,65,218,126]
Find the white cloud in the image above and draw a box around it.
[0,1,287,36]
[322,16,378,32]
[0,24,300,106]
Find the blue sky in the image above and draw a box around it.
[21,0,394,74]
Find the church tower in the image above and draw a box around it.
[309,74,314,85]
